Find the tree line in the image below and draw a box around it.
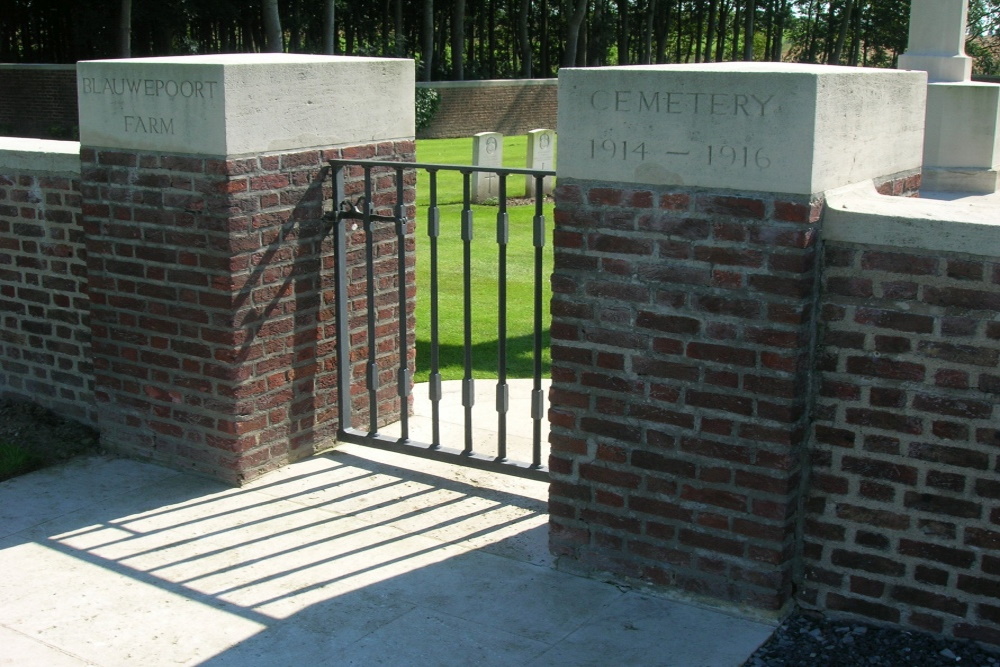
[4,0,1000,78]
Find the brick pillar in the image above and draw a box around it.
[77,55,414,484]
[549,63,927,614]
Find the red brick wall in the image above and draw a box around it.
[0,66,79,140]
[0,160,94,424]
[81,141,414,483]
[802,241,1000,643]
[417,80,557,139]
[548,179,826,613]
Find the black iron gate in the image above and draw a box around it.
[327,158,555,482]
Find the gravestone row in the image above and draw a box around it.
[471,128,555,203]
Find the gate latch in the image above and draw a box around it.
[332,197,396,223]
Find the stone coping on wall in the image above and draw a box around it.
[823,180,1000,255]
[0,137,80,174]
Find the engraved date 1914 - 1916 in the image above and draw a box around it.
[590,139,771,169]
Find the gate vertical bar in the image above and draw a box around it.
[461,170,475,456]
[496,175,509,462]
[333,165,352,437]
[363,167,379,434]
[531,175,546,469]
[427,170,442,449]
[394,166,411,442]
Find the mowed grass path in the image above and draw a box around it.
[412,137,555,382]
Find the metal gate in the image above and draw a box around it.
[327,158,555,481]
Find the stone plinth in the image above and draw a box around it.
[557,63,925,196]
[78,54,414,156]
[922,82,1000,193]
[897,0,972,83]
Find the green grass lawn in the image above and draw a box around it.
[412,137,555,382]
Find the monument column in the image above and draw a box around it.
[898,0,1000,193]
[549,63,926,613]
[78,55,414,484]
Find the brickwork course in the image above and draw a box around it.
[804,238,1000,645]
[416,80,557,139]
[78,140,414,484]
[548,179,827,613]
[0,165,93,424]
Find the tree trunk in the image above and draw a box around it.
[655,0,671,63]
[119,0,131,57]
[519,0,533,76]
[323,0,336,54]
[617,0,629,65]
[731,2,741,60]
[805,0,818,62]
[641,0,655,64]
[829,0,854,65]
[452,0,465,79]
[848,0,863,65]
[743,0,755,60]
[589,0,604,65]
[395,0,404,56]
[715,1,729,62]
[694,0,706,63]
[564,0,589,66]
[541,0,551,75]
[705,0,718,62]
[262,0,282,52]
[771,0,786,61]
[422,0,434,78]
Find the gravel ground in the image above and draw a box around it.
[744,612,1000,666]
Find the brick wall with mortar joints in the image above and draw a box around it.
[0,69,79,139]
[81,140,415,483]
[801,241,1000,645]
[548,178,826,612]
[417,84,558,139]
[0,166,95,424]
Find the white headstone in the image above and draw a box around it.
[525,129,556,197]
[557,63,926,196]
[897,0,972,83]
[77,54,415,156]
[472,131,503,203]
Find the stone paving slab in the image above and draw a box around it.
[0,447,774,666]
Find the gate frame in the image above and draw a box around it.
[328,158,556,482]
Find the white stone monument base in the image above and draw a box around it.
[898,54,972,84]
[922,82,1000,193]
[921,167,1000,195]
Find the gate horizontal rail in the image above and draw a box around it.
[328,158,555,482]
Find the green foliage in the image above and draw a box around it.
[0,441,43,482]
[415,88,441,132]
[968,38,1000,77]
[2,0,932,77]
